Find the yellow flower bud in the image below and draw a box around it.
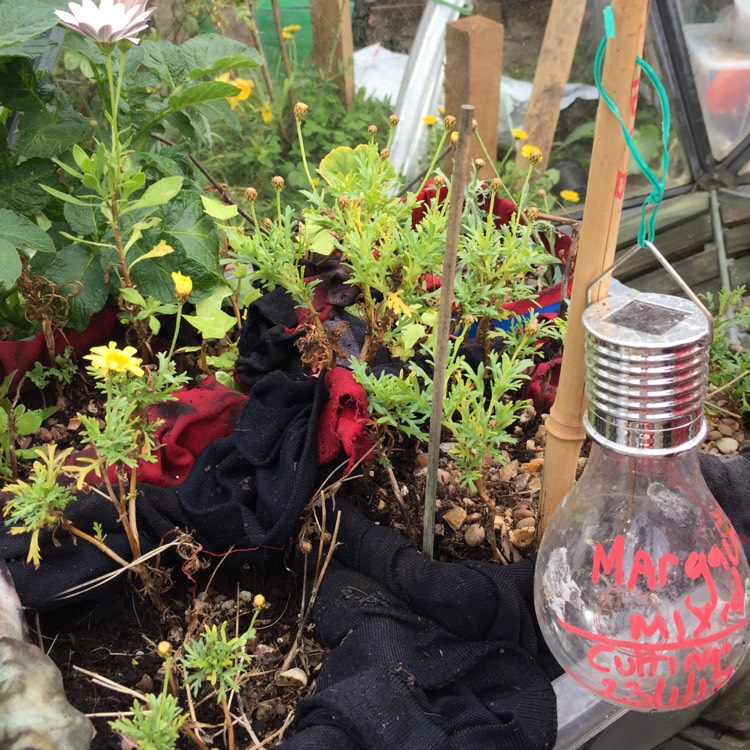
[432,175,446,189]
[389,114,399,128]
[367,124,377,136]
[490,178,503,193]
[380,147,390,160]
[443,115,456,131]
[450,131,459,149]
[473,158,485,170]
[171,271,193,302]
[244,187,258,203]
[253,594,266,609]
[526,207,540,221]
[157,641,172,658]
[272,175,285,191]
[294,101,308,120]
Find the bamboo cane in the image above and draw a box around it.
[422,104,475,559]
[538,0,652,538]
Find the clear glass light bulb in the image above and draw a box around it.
[535,443,750,711]
[535,288,750,712]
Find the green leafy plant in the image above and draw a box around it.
[3,342,189,599]
[28,345,78,391]
[0,0,261,345]
[702,286,750,413]
[0,371,57,480]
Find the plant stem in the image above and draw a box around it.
[295,118,317,196]
[221,697,235,750]
[65,522,131,568]
[415,130,450,197]
[168,302,184,359]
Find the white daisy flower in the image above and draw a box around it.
[54,0,154,45]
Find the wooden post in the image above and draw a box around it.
[444,16,504,175]
[309,0,355,108]
[514,0,587,173]
[538,0,651,537]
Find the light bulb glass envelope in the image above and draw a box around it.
[535,292,750,712]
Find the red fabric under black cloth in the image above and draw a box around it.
[0,308,117,391]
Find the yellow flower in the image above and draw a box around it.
[521,144,543,163]
[261,103,273,123]
[385,290,412,317]
[559,189,580,203]
[217,72,253,109]
[438,106,445,115]
[253,594,266,609]
[171,271,193,302]
[84,342,144,378]
[282,23,301,39]
[511,128,528,140]
[421,114,438,126]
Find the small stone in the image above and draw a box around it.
[720,417,739,427]
[707,430,723,441]
[716,437,739,455]
[221,599,235,611]
[516,517,536,529]
[239,590,253,603]
[466,512,481,523]
[528,477,542,493]
[443,506,467,531]
[716,423,734,437]
[439,442,456,454]
[512,503,535,522]
[464,524,485,547]
[509,527,535,549]
[514,473,530,492]
[708,447,721,455]
[735,431,745,444]
[414,452,428,467]
[437,468,452,485]
[135,674,154,693]
[276,667,308,688]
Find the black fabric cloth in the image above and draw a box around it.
[281,499,558,750]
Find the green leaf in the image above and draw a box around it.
[0,158,56,213]
[63,200,100,236]
[192,99,240,130]
[119,286,146,306]
[0,0,58,53]
[40,184,96,207]
[0,238,23,289]
[187,52,263,80]
[123,175,183,214]
[30,244,107,330]
[179,34,261,77]
[128,238,175,271]
[15,107,88,159]
[201,195,238,221]
[183,308,236,340]
[139,38,186,89]
[0,35,55,60]
[318,146,357,187]
[168,81,239,110]
[130,192,223,302]
[15,406,55,436]
[0,209,54,254]
[0,58,53,111]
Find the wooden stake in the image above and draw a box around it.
[444,16,503,174]
[422,105,474,559]
[515,0,587,172]
[538,0,651,537]
[309,0,354,108]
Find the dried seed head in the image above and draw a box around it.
[473,158,485,170]
[298,538,313,555]
[443,115,456,131]
[244,186,258,203]
[526,206,540,221]
[380,147,390,160]
[432,175,446,189]
[535,189,546,198]
[389,113,399,127]
[490,177,503,193]
[294,101,308,120]
[262,217,273,229]
[157,641,172,658]
[450,131,459,149]
[367,124,377,135]
[472,119,478,132]
[338,195,350,209]
[253,594,266,609]
[272,175,285,191]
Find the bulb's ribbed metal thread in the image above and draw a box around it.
[582,293,712,456]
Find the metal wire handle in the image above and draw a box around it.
[586,240,714,338]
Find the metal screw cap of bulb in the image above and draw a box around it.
[535,253,750,714]
[582,292,710,456]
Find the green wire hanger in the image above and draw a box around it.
[594,5,671,248]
